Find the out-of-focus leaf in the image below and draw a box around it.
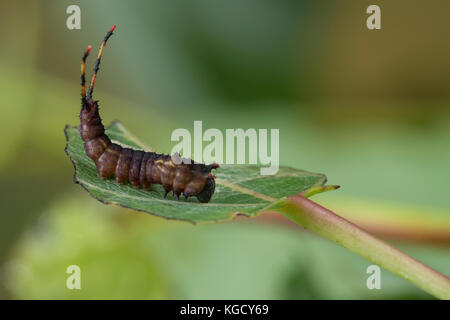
[7,194,446,299]
[3,197,168,299]
[64,122,334,223]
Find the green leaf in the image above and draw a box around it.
[64,122,450,299]
[64,121,335,224]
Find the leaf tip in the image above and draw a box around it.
[300,185,340,198]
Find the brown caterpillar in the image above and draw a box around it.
[79,25,219,203]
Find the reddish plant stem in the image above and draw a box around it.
[273,194,450,299]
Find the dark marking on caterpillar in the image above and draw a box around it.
[79,25,219,203]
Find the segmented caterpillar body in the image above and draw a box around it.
[79,26,218,203]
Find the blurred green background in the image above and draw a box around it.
[1,0,449,299]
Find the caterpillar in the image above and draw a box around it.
[79,25,219,203]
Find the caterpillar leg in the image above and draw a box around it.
[173,189,182,200]
[173,166,192,200]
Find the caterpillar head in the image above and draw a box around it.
[196,175,216,203]
[196,163,219,203]
[81,99,98,113]
[80,99,101,125]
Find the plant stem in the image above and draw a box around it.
[274,194,450,299]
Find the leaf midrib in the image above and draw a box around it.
[78,178,271,207]
[216,179,276,202]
